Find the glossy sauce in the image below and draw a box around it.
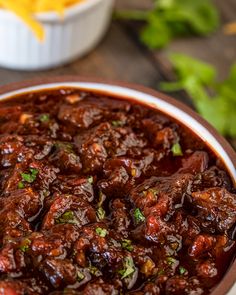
[0,89,235,295]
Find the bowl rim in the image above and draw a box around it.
[0,0,106,22]
[0,76,235,295]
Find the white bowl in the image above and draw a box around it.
[0,0,114,70]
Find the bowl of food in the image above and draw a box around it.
[0,77,235,295]
[0,0,114,70]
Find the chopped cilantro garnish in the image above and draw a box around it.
[56,210,76,224]
[19,238,31,252]
[134,208,145,223]
[77,270,85,282]
[167,257,177,265]
[95,227,107,237]
[18,181,25,189]
[20,168,38,184]
[179,266,187,275]
[171,143,183,156]
[97,207,106,220]
[121,239,134,252]
[119,256,135,279]
[111,120,123,127]
[39,114,50,122]
[87,176,94,184]
[89,265,102,277]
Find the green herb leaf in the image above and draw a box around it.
[87,176,94,184]
[21,168,38,184]
[19,238,31,252]
[111,120,124,127]
[89,265,102,277]
[161,53,236,138]
[77,270,85,282]
[179,266,187,275]
[39,113,50,122]
[119,256,136,279]
[121,239,134,252]
[97,207,106,220]
[166,256,177,265]
[56,210,77,224]
[134,208,145,223]
[95,227,108,238]
[171,142,183,156]
[18,181,25,189]
[116,0,219,49]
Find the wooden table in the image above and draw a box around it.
[0,0,235,106]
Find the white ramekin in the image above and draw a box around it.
[0,0,114,70]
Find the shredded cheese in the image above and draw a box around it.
[0,0,84,40]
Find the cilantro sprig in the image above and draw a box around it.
[115,0,219,49]
[160,53,236,139]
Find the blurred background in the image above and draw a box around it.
[0,0,235,147]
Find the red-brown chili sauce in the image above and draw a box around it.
[0,89,235,295]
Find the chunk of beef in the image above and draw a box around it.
[58,103,105,129]
[191,188,236,232]
[75,123,146,173]
[0,280,27,295]
[52,176,94,202]
[49,142,81,173]
[130,173,193,219]
[81,278,118,295]
[179,151,209,175]
[192,166,232,192]
[110,199,131,237]
[2,188,42,221]
[42,194,96,230]
[40,258,76,289]
[31,224,80,256]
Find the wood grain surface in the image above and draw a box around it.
[0,0,235,95]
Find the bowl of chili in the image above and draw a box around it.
[0,77,234,295]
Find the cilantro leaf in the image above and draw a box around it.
[18,181,25,189]
[134,208,145,223]
[121,239,134,252]
[179,266,187,275]
[87,176,94,184]
[56,210,77,225]
[111,120,124,127]
[21,168,38,184]
[39,113,50,122]
[160,53,236,138]
[19,238,31,252]
[171,142,183,156]
[119,256,136,279]
[116,0,219,49]
[77,270,85,282]
[97,207,106,220]
[89,265,102,277]
[95,227,108,237]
